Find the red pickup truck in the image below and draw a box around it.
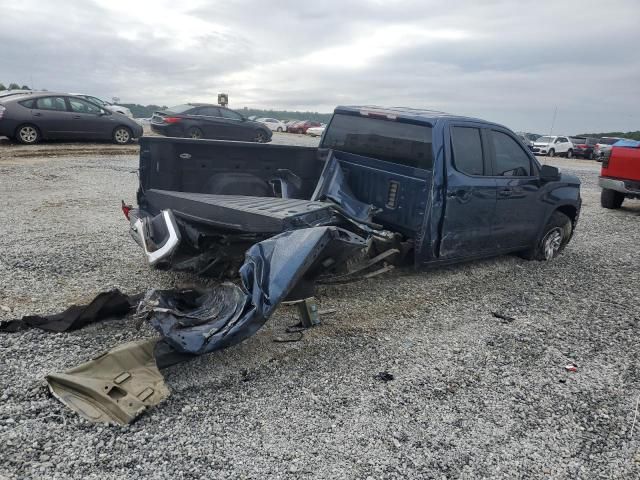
[599,143,640,208]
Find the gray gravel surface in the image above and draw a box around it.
[0,144,639,479]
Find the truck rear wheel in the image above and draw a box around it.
[520,211,572,261]
[600,188,624,209]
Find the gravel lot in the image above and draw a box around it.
[0,137,639,479]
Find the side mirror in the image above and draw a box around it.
[540,164,560,182]
[99,110,110,116]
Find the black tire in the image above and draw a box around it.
[254,130,268,143]
[600,188,624,209]
[566,149,573,158]
[276,127,283,132]
[548,149,555,158]
[112,126,132,145]
[587,151,593,160]
[15,124,40,144]
[520,211,572,261]
[187,127,203,140]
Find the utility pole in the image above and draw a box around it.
[549,106,558,135]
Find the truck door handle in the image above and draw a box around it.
[72,115,82,119]
[498,188,513,197]
[33,112,42,117]
[447,188,469,199]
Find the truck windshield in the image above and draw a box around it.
[321,113,433,170]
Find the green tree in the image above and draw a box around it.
[20,85,30,90]
[8,83,20,90]
[0,83,6,91]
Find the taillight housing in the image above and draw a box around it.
[163,116,182,124]
[0,105,5,120]
[602,149,612,168]
[121,200,132,220]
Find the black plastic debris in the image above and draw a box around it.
[0,289,135,333]
[491,311,516,324]
[375,371,395,382]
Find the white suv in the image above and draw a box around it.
[532,135,573,157]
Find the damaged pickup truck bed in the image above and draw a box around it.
[45,106,582,424]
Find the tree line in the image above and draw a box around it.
[0,83,31,91]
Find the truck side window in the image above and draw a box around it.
[492,131,531,177]
[451,127,484,176]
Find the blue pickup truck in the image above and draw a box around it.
[130,106,581,274]
[44,106,584,425]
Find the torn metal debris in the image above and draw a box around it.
[46,339,169,425]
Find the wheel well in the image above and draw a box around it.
[556,205,577,226]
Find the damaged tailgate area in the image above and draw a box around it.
[38,225,365,424]
[5,150,427,424]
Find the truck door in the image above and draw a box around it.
[439,125,497,258]
[488,128,543,250]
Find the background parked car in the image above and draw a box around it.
[256,117,287,132]
[287,120,322,134]
[306,125,326,137]
[0,92,142,144]
[515,131,541,147]
[594,137,623,160]
[284,120,300,130]
[150,104,272,142]
[532,135,573,157]
[568,137,598,159]
[69,94,133,117]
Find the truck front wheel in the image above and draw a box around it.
[601,188,624,209]
[520,211,572,261]
[548,149,555,157]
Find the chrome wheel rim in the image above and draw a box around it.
[115,128,130,144]
[190,129,201,139]
[255,133,265,142]
[20,126,37,143]
[543,227,563,260]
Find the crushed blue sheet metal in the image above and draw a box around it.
[311,151,379,224]
[146,226,366,355]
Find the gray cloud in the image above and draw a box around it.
[1,0,638,133]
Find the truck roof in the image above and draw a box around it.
[335,105,489,126]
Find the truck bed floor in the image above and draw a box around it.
[145,189,335,233]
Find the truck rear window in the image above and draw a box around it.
[321,113,433,170]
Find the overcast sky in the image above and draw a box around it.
[1,0,638,133]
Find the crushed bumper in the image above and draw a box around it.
[129,209,181,266]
